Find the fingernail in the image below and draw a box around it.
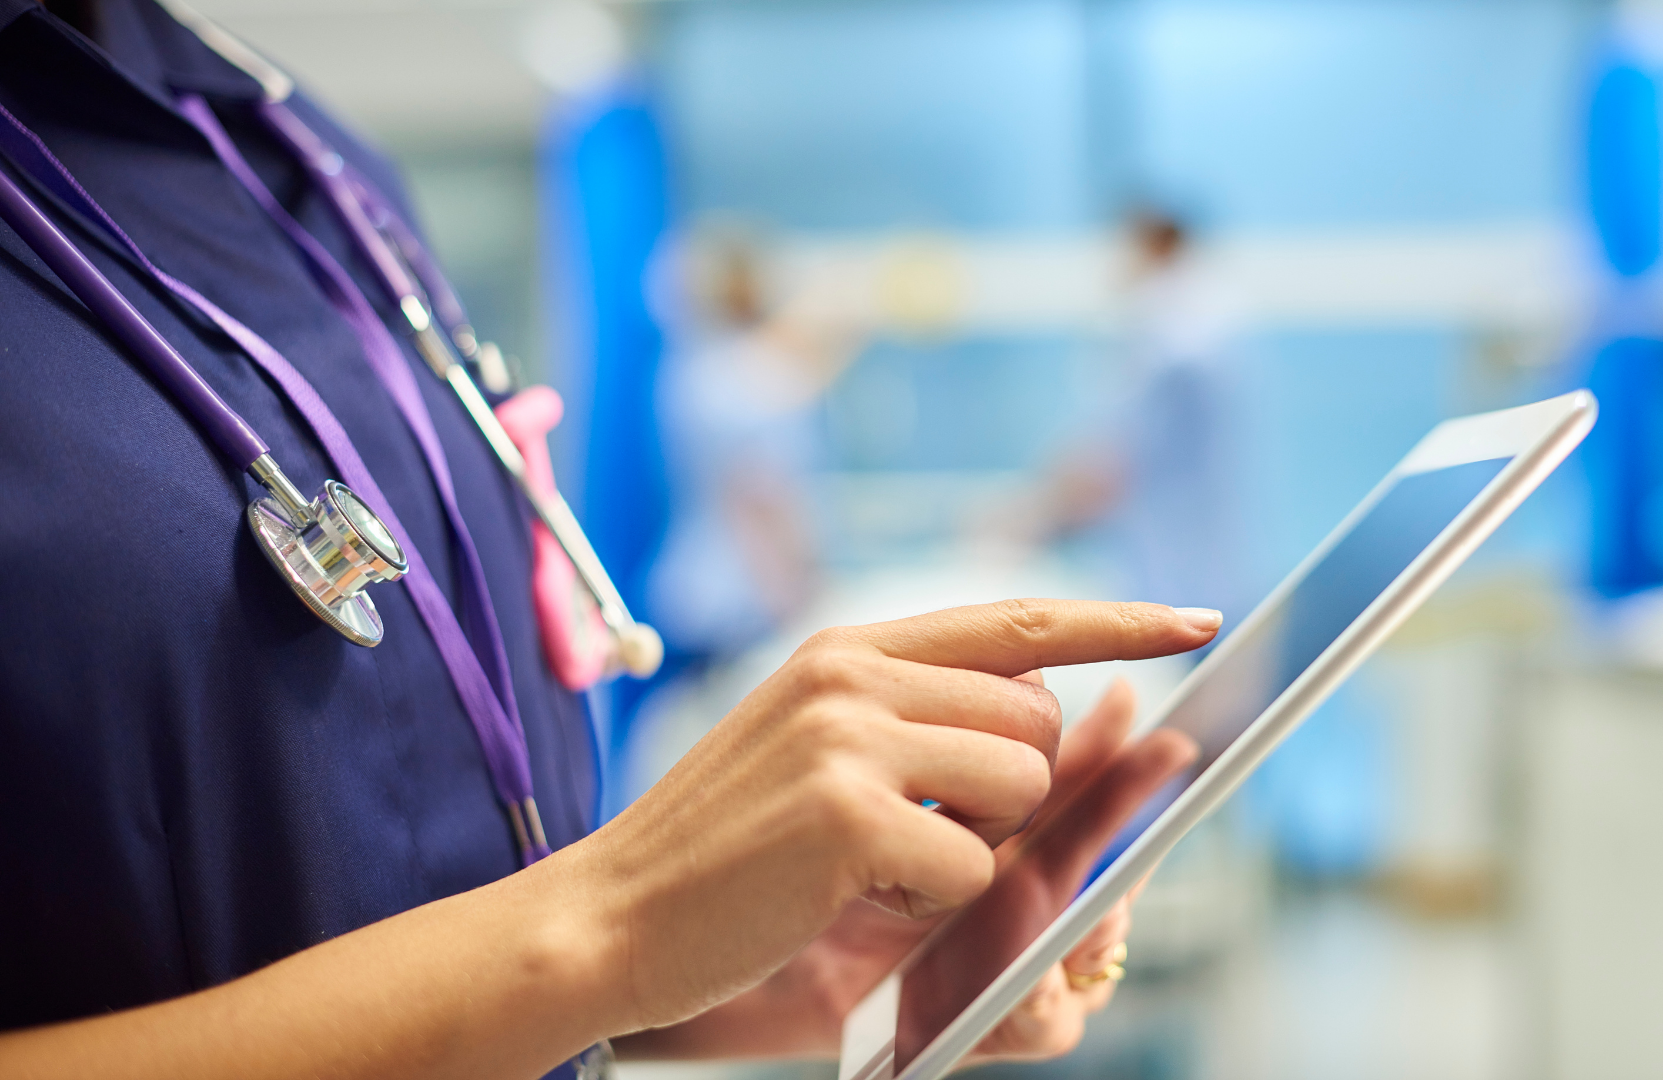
[1111,942,1127,964]
[1174,607,1223,631]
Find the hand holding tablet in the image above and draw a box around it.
[839,391,1597,1080]
[909,677,1197,1065]
[586,598,1221,1045]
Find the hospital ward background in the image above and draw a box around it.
[190,1,1663,1077]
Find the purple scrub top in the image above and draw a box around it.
[0,0,601,1058]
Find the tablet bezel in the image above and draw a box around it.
[838,390,1596,1080]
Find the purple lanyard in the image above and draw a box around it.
[254,102,473,355]
[252,97,666,690]
[0,102,552,866]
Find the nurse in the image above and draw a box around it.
[0,2,1223,1077]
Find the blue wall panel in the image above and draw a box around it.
[658,0,1093,228]
[1134,0,1599,226]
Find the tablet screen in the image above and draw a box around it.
[893,455,1511,1070]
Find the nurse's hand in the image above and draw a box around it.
[612,675,1195,1064]
[558,600,1218,1038]
[0,599,1213,1080]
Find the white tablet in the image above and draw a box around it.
[838,391,1596,1080]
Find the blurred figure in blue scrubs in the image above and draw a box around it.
[648,225,866,663]
[1034,210,1250,626]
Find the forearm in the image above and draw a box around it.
[0,600,1214,1078]
[0,855,624,1080]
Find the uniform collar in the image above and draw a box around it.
[0,0,263,109]
[0,0,38,34]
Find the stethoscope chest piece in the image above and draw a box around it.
[248,479,407,647]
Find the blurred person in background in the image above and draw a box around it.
[648,225,867,667]
[0,2,1228,1078]
[1033,209,1251,628]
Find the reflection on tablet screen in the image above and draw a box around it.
[894,455,1511,1070]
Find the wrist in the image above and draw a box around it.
[609,944,846,1062]
[512,834,641,1045]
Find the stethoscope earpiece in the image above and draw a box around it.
[247,471,407,647]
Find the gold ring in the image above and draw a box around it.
[1065,963,1124,990]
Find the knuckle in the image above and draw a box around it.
[989,598,1057,672]
[788,701,843,751]
[994,597,1056,645]
[790,699,879,762]
[1023,682,1063,731]
[1116,601,1177,646]
[802,761,849,816]
[814,767,882,845]
[791,644,863,695]
[802,625,856,652]
[1004,680,1062,759]
[1102,601,1139,639]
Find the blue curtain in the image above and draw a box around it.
[543,86,673,813]
[1584,54,1663,598]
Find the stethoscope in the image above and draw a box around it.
[0,144,412,643]
[0,6,662,680]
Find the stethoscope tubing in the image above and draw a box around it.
[0,162,268,470]
[0,84,561,863]
[257,98,663,674]
[153,0,653,657]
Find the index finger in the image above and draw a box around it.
[829,599,1221,677]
